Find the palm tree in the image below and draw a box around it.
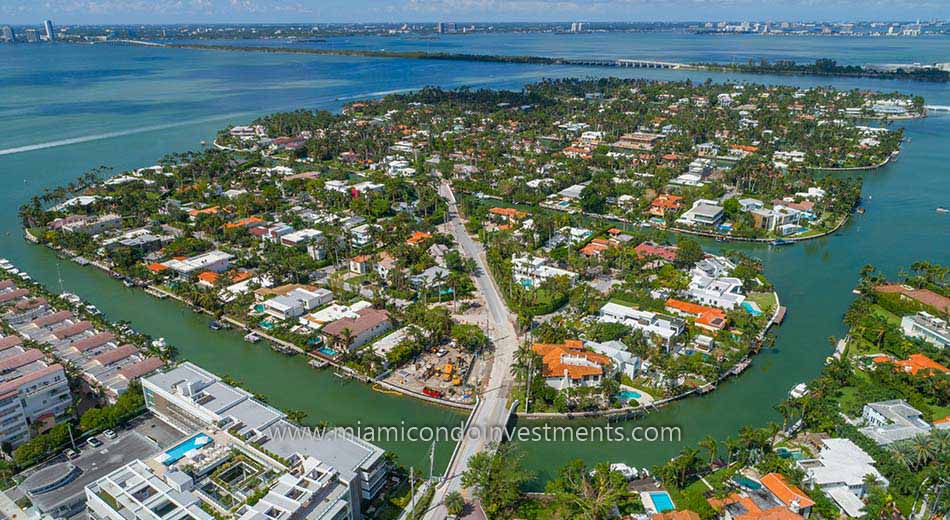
[698,435,718,466]
[334,327,354,354]
[723,437,742,465]
[908,433,937,469]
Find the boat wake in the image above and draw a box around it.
[0,112,254,157]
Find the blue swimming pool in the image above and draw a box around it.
[617,390,641,402]
[741,301,763,316]
[650,492,675,512]
[162,433,212,465]
[318,347,338,357]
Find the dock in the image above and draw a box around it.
[774,306,787,324]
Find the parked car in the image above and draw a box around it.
[87,436,102,448]
[65,448,78,459]
[103,429,117,439]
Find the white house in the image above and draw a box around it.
[585,339,641,380]
[900,312,949,348]
[676,199,724,227]
[511,254,577,288]
[797,438,888,518]
[163,251,234,277]
[859,399,932,445]
[598,302,685,346]
[687,274,746,310]
[263,288,333,320]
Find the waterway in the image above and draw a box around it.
[0,34,947,486]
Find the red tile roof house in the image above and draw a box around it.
[321,308,392,352]
[0,335,23,354]
[666,299,729,332]
[0,288,30,305]
[635,241,679,263]
[31,310,73,329]
[63,332,115,357]
[532,340,613,391]
[875,284,950,314]
[52,321,94,342]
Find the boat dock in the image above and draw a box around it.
[774,306,787,324]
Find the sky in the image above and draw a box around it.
[1,0,949,25]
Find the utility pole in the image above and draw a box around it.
[524,353,532,413]
[428,440,436,481]
[68,424,77,450]
[409,466,415,513]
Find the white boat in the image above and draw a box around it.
[610,463,639,480]
[60,292,82,305]
[151,337,167,349]
[244,333,261,343]
[789,383,810,399]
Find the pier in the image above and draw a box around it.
[925,105,950,112]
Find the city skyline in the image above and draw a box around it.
[1,0,950,25]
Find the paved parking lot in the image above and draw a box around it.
[2,413,185,520]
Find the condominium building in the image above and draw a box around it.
[141,363,387,516]
[0,337,71,447]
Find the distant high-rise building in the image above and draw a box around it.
[43,19,54,41]
[443,22,456,33]
[570,22,586,33]
[1,25,14,43]
[24,28,38,43]
[436,22,444,34]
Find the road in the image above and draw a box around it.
[424,182,521,519]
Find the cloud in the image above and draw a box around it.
[3,0,312,19]
[3,0,948,22]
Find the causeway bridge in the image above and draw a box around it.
[925,105,950,112]
[557,57,688,69]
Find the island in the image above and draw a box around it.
[15,78,844,417]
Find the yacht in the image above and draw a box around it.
[789,383,810,399]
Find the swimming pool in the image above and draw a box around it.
[617,390,641,402]
[161,433,212,465]
[650,492,675,512]
[318,347,338,357]
[732,475,762,490]
[741,301,763,316]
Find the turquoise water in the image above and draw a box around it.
[732,475,763,489]
[650,491,675,512]
[162,433,213,465]
[318,347,338,357]
[0,37,947,485]
[742,301,763,316]
[776,447,805,460]
[618,390,642,401]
